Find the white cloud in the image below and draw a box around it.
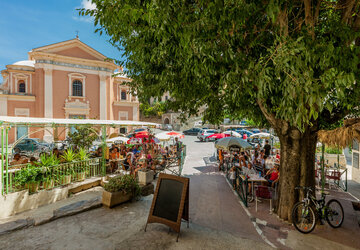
[81,0,96,10]
[73,0,96,23]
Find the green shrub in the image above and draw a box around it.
[104,175,141,197]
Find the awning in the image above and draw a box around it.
[0,116,159,127]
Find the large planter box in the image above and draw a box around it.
[43,179,55,190]
[102,190,132,208]
[25,182,40,193]
[75,172,86,182]
[138,170,154,185]
[60,175,72,185]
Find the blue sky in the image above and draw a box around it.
[0,0,123,82]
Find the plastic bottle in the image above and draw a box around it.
[259,172,261,178]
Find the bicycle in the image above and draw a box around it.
[291,186,344,234]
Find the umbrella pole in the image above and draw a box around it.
[321,144,325,192]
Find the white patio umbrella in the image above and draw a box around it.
[223,131,242,137]
[250,132,273,139]
[106,136,129,144]
[155,131,185,141]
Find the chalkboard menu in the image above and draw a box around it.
[145,173,189,241]
[153,179,184,222]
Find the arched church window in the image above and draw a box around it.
[72,80,83,96]
[18,82,26,93]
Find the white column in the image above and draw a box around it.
[99,74,107,120]
[44,68,53,142]
[44,68,53,118]
[133,106,138,121]
[30,74,32,94]
[0,97,7,116]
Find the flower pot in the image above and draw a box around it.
[102,190,132,208]
[60,175,72,185]
[43,179,54,190]
[25,182,40,193]
[138,170,154,185]
[75,172,86,182]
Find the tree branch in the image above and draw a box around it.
[257,99,278,128]
[304,0,315,39]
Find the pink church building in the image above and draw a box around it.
[0,38,139,142]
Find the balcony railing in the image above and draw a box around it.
[2,158,102,194]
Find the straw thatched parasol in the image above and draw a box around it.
[317,118,360,148]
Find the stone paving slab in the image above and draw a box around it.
[53,196,102,219]
[0,218,34,236]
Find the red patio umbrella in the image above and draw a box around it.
[165,131,185,139]
[135,133,149,138]
[207,133,228,140]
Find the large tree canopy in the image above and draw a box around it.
[82,0,360,220]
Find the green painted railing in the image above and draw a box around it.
[2,158,102,194]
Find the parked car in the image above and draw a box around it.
[183,128,201,135]
[13,138,52,153]
[197,129,218,142]
[162,124,173,131]
[249,128,261,134]
[236,129,254,137]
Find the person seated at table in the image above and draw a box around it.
[243,162,257,176]
[109,147,120,173]
[275,150,280,160]
[242,162,257,195]
[239,152,247,169]
[123,153,134,172]
[252,151,259,165]
[136,151,147,168]
[232,154,240,168]
[265,164,280,187]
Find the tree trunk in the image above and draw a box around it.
[274,126,317,221]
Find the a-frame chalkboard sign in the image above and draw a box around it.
[145,173,189,241]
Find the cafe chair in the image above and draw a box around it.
[255,185,273,214]
[326,170,341,189]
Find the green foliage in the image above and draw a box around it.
[67,126,98,149]
[80,0,360,131]
[38,153,60,167]
[140,101,168,117]
[14,165,44,186]
[316,146,342,154]
[325,147,342,155]
[104,175,141,197]
[61,148,77,163]
[77,148,90,161]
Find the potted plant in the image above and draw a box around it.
[14,165,43,193]
[137,168,154,185]
[60,148,76,185]
[38,153,59,189]
[74,148,89,181]
[102,175,141,208]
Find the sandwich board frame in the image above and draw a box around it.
[145,173,189,241]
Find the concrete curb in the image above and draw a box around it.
[0,196,102,235]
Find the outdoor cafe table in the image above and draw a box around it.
[240,174,268,202]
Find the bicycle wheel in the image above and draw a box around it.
[326,199,344,228]
[292,202,316,234]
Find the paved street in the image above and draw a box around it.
[0,135,271,250]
